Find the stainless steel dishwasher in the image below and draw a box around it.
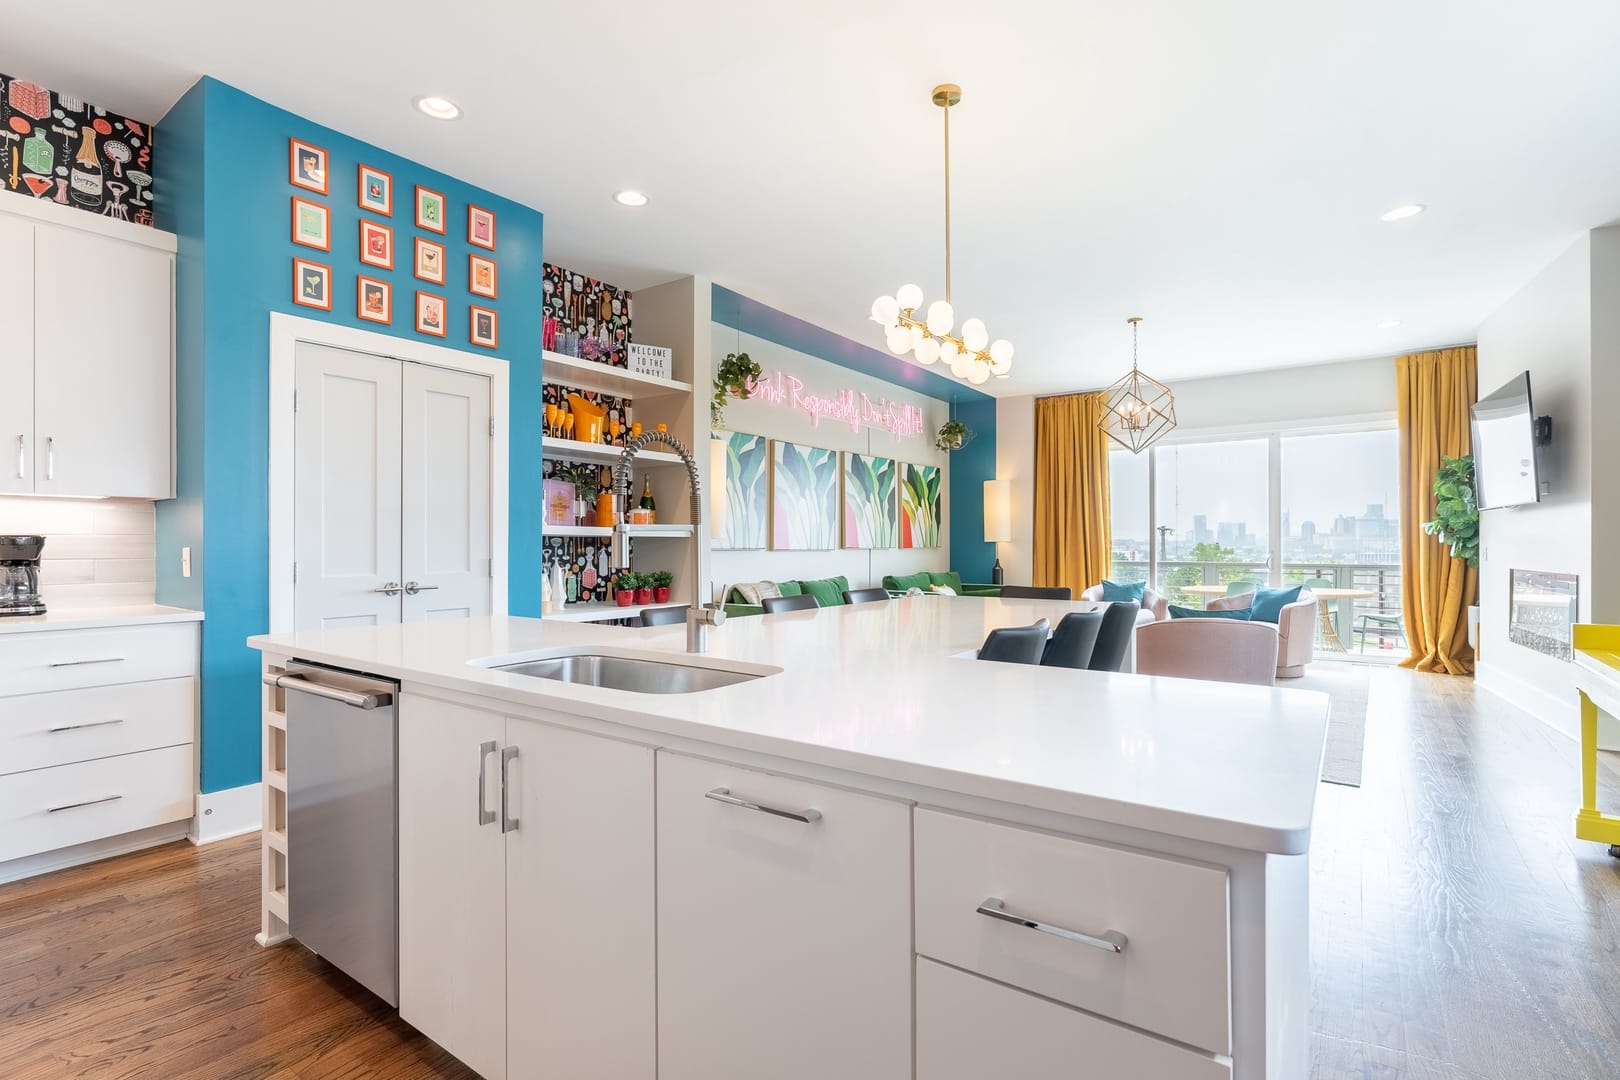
[267,660,399,1006]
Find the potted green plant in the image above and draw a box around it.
[649,569,674,604]
[613,571,640,607]
[935,419,973,452]
[711,351,762,430]
[1421,454,1480,566]
[635,574,655,605]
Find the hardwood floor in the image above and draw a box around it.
[1,667,1617,1078]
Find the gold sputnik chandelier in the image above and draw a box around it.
[1099,317,1177,453]
[870,83,1012,384]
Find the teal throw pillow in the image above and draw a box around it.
[1101,579,1146,603]
[1248,585,1303,625]
[1168,603,1253,620]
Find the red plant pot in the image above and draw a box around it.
[653,586,671,603]
[615,589,635,607]
[636,587,654,605]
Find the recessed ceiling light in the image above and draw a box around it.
[1377,320,1402,329]
[414,96,461,121]
[1380,204,1425,222]
[613,190,649,208]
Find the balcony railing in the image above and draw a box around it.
[1108,559,1405,656]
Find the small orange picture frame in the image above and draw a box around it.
[469,254,497,299]
[291,196,329,251]
[416,185,446,233]
[468,204,496,249]
[359,219,394,270]
[416,292,447,337]
[415,237,446,284]
[469,305,498,349]
[292,258,332,311]
[358,276,392,324]
[358,164,392,216]
[289,138,328,194]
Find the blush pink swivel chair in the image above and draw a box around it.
[1081,584,1170,622]
[1208,590,1318,678]
[1135,619,1281,687]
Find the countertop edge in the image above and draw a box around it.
[0,606,205,634]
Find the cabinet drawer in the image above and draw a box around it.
[0,623,197,697]
[914,808,1231,1054]
[917,958,1230,1080]
[0,677,195,776]
[0,743,193,862]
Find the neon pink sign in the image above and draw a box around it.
[744,371,926,440]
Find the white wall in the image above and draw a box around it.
[1475,228,1620,736]
[0,496,157,609]
[709,326,950,593]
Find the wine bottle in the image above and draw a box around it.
[640,477,657,524]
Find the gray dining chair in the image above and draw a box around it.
[1088,602,1139,671]
[761,593,819,614]
[637,606,686,627]
[1041,610,1104,669]
[842,587,889,605]
[977,619,1051,665]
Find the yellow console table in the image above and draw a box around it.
[1574,623,1620,857]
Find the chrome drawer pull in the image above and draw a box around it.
[15,434,23,479]
[500,745,520,833]
[477,740,498,826]
[705,786,822,823]
[49,718,126,734]
[976,897,1128,954]
[49,657,127,668]
[48,794,123,814]
[261,672,391,710]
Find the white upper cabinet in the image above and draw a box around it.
[32,221,174,499]
[0,215,35,495]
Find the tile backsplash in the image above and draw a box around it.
[0,496,157,609]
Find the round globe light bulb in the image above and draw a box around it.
[989,339,1014,366]
[949,355,974,380]
[960,317,989,353]
[926,299,955,337]
[914,337,941,365]
[896,283,924,312]
[870,295,899,327]
[967,363,990,385]
[937,339,960,365]
[885,325,913,355]
[910,324,926,348]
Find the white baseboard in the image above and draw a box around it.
[0,821,190,885]
[190,782,263,844]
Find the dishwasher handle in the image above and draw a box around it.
[263,671,394,710]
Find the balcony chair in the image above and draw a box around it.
[761,593,819,614]
[977,619,1051,665]
[1136,619,1280,686]
[1224,579,1262,597]
[999,585,1073,601]
[1357,611,1407,652]
[842,587,889,605]
[1088,602,1140,672]
[1041,610,1104,670]
[1302,577,1338,647]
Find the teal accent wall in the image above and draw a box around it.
[156,78,544,794]
[711,285,997,578]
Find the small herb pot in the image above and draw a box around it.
[635,587,654,605]
[654,586,671,603]
[615,589,635,608]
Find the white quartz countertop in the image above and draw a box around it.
[249,598,1327,854]
[0,604,203,634]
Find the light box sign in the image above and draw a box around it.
[744,370,926,440]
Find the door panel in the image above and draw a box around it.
[0,216,34,495]
[402,363,490,621]
[293,343,402,631]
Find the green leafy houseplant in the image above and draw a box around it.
[614,571,642,606]
[648,569,674,603]
[935,419,973,452]
[711,351,762,430]
[1421,455,1480,567]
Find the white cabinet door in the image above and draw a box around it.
[505,719,655,1080]
[399,695,507,1080]
[655,752,913,1080]
[0,216,33,495]
[293,343,403,630]
[401,363,491,622]
[33,224,172,499]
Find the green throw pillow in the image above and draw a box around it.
[1248,585,1302,625]
[886,572,932,592]
[1101,579,1146,603]
[1168,603,1253,620]
[777,580,803,597]
[928,571,964,593]
[798,576,849,607]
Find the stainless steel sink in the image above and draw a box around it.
[494,653,761,694]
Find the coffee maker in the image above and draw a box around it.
[0,535,46,617]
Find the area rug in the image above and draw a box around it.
[1281,663,1371,787]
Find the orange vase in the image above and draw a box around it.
[594,490,616,527]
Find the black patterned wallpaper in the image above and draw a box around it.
[0,73,156,225]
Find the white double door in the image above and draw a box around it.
[293,342,492,630]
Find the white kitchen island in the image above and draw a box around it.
[249,595,1327,1080]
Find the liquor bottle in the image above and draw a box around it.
[992,557,1004,586]
[640,477,657,524]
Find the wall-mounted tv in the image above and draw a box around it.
[1470,371,1542,510]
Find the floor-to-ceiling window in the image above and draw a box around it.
[1152,438,1270,607]
[1108,448,1150,584]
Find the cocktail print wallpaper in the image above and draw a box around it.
[0,73,155,225]
[543,262,630,364]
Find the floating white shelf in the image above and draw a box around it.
[542,436,684,466]
[545,601,688,624]
[621,523,695,539]
[545,524,613,538]
[542,350,691,400]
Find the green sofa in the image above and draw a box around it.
[722,576,846,619]
[882,571,1001,598]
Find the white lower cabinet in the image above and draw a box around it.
[916,957,1232,1080]
[397,695,655,1080]
[654,751,913,1080]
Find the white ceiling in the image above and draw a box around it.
[7,1,1620,397]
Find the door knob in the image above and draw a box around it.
[403,581,440,595]
[371,582,403,596]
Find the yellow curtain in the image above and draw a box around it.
[1397,346,1479,674]
[1034,393,1112,593]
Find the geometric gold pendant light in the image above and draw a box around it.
[870,83,1012,384]
[1099,317,1177,453]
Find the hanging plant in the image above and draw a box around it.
[1421,454,1480,567]
[711,351,762,430]
[935,419,974,453]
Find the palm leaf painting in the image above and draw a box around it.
[715,432,768,550]
[899,462,942,548]
[842,453,899,549]
[771,441,839,550]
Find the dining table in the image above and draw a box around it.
[1180,583,1375,651]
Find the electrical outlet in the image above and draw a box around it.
[182,546,191,578]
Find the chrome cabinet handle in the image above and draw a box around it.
[49,718,125,734]
[49,794,122,814]
[976,897,1128,954]
[260,672,391,710]
[15,434,22,479]
[477,740,498,826]
[403,581,440,595]
[371,582,403,596]
[49,657,126,668]
[45,435,53,481]
[705,786,822,823]
[500,745,520,833]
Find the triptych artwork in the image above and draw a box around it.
[712,433,942,552]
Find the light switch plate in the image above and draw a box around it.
[182,546,191,577]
